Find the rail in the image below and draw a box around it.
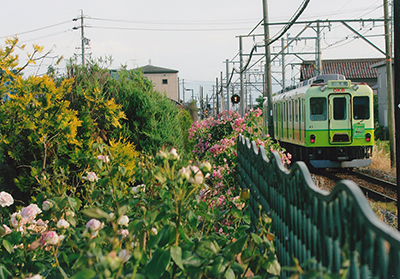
[237,134,400,278]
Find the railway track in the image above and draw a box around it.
[313,169,397,204]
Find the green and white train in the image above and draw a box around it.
[264,74,374,168]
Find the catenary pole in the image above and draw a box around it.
[393,0,400,230]
[239,36,245,117]
[263,0,274,138]
[226,59,230,111]
[384,0,395,167]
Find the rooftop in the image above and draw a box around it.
[300,58,384,81]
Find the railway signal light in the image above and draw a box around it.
[231,94,240,104]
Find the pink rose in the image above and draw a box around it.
[0,191,14,207]
[40,231,59,246]
[2,224,11,235]
[86,172,98,182]
[21,204,42,220]
[97,155,110,163]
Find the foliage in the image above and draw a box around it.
[109,69,185,155]
[0,146,281,278]
[178,108,193,153]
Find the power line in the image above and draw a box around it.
[0,20,72,39]
[88,26,252,32]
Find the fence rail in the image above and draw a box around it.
[237,134,400,278]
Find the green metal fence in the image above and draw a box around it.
[237,135,400,278]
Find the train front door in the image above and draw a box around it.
[328,94,352,144]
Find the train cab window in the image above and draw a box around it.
[310,97,327,121]
[333,97,347,120]
[353,96,370,120]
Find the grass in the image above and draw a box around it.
[369,140,396,176]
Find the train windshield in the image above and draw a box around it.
[333,97,347,120]
[353,96,370,120]
[310,97,327,121]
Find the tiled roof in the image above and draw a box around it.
[300,58,384,81]
[139,65,178,74]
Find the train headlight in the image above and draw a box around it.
[352,84,359,91]
[365,133,371,142]
[320,85,326,92]
[310,134,316,143]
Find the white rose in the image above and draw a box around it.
[86,172,99,182]
[57,218,70,229]
[117,215,129,227]
[0,191,14,207]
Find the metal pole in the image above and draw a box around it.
[80,10,85,67]
[394,0,400,231]
[281,37,286,91]
[239,36,245,117]
[315,21,322,76]
[263,0,274,138]
[182,79,185,103]
[384,0,395,167]
[216,77,220,116]
[226,59,230,111]
[220,71,224,112]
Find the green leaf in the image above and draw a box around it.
[188,210,198,228]
[58,266,69,279]
[266,257,281,276]
[2,240,12,254]
[179,226,194,246]
[0,226,5,236]
[225,267,235,279]
[182,250,204,268]
[195,240,220,259]
[0,264,12,279]
[81,207,109,219]
[250,233,263,245]
[145,248,171,279]
[158,225,173,247]
[68,196,81,211]
[205,255,229,278]
[170,246,184,270]
[230,234,248,255]
[231,262,244,274]
[69,269,97,279]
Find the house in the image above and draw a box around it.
[139,65,179,102]
[300,58,384,89]
[371,60,394,129]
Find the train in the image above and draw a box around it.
[264,74,374,168]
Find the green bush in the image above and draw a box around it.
[110,69,184,155]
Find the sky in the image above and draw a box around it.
[1,0,388,103]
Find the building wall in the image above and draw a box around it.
[143,72,178,101]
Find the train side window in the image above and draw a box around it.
[353,96,370,120]
[288,101,292,123]
[295,99,298,122]
[310,97,327,121]
[333,97,346,120]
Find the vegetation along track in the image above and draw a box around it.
[312,168,397,204]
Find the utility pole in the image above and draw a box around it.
[281,37,286,91]
[315,21,322,76]
[226,59,230,111]
[384,0,395,167]
[220,71,224,112]
[263,0,274,138]
[239,36,245,116]
[73,10,86,67]
[216,77,220,115]
[182,79,185,103]
[393,0,400,230]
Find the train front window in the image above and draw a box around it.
[333,97,346,120]
[353,96,370,120]
[310,97,327,121]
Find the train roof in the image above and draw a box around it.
[275,74,346,95]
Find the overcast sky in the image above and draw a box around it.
[1,0,388,101]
